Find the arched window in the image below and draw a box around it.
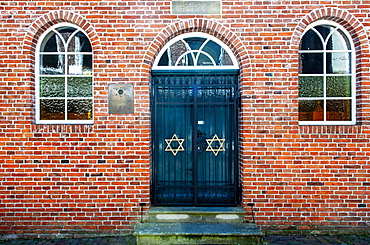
[153,32,239,71]
[36,24,93,124]
[298,21,355,125]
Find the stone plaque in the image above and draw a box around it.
[108,83,134,114]
[172,1,221,15]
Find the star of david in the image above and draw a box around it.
[114,86,128,97]
[165,134,185,156]
[206,134,225,156]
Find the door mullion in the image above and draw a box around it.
[193,84,199,206]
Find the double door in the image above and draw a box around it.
[151,73,239,206]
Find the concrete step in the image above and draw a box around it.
[147,206,247,223]
[134,222,263,245]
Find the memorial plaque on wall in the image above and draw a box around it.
[108,83,134,114]
[172,1,221,15]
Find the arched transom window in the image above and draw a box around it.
[153,33,238,70]
[298,21,355,125]
[36,23,93,124]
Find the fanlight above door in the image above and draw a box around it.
[153,33,239,70]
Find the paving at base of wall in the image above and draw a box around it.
[1,234,370,245]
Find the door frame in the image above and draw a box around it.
[150,70,240,206]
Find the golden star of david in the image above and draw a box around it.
[165,134,185,156]
[206,134,225,156]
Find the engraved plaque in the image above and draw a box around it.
[172,1,221,15]
[108,83,134,114]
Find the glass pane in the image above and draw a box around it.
[40,54,65,75]
[67,99,93,120]
[41,32,65,52]
[202,40,220,64]
[326,76,351,97]
[57,27,77,42]
[40,77,65,97]
[326,52,351,74]
[327,99,351,121]
[40,99,65,120]
[184,37,205,50]
[327,29,351,50]
[299,100,324,121]
[300,29,323,50]
[158,50,170,66]
[315,25,333,41]
[67,31,92,52]
[221,51,233,66]
[197,53,214,66]
[67,54,92,75]
[170,40,187,66]
[177,53,194,66]
[299,53,323,74]
[298,76,323,97]
[67,77,93,97]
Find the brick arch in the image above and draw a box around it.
[292,7,369,54]
[22,10,102,58]
[141,19,250,78]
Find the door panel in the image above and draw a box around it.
[154,86,194,205]
[152,73,238,206]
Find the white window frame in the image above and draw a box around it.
[153,32,239,71]
[298,20,356,125]
[36,23,93,124]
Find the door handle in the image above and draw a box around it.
[197,130,207,152]
[186,169,193,175]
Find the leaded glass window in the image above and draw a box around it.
[36,24,93,124]
[298,21,355,125]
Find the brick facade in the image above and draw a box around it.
[1,0,370,238]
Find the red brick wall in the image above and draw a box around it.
[1,0,370,238]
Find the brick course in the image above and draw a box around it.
[0,0,370,238]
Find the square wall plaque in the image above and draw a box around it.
[108,83,134,114]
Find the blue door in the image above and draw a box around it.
[151,72,239,206]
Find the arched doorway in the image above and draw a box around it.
[151,33,240,206]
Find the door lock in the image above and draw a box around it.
[197,130,207,152]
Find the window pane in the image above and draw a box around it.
[197,53,214,66]
[57,27,77,42]
[299,76,323,97]
[40,99,65,120]
[315,25,333,41]
[299,53,323,74]
[158,50,169,66]
[326,52,351,74]
[67,54,92,75]
[299,100,324,121]
[326,29,351,50]
[67,77,93,97]
[67,99,93,120]
[40,54,65,75]
[184,37,206,50]
[177,53,195,66]
[326,76,351,97]
[42,33,65,52]
[68,31,92,52]
[202,40,219,64]
[221,51,233,66]
[170,40,187,66]
[327,99,351,121]
[300,29,323,50]
[40,77,65,97]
